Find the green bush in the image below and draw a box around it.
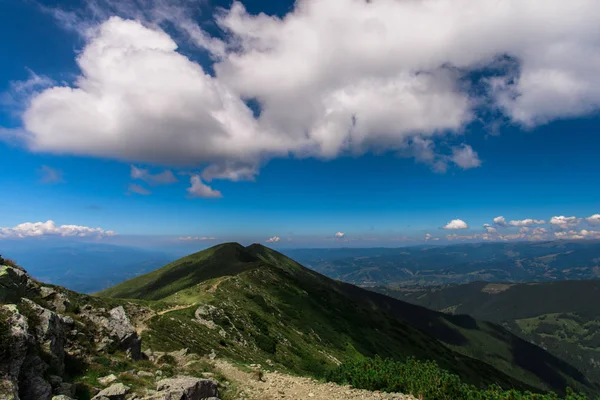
[324,356,589,400]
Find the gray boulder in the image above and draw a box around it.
[92,383,131,400]
[21,298,67,375]
[107,307,142,360]
[0,304,29,400]
[19,355,52,400]
[40,286,71,313]
[152,376,219,400]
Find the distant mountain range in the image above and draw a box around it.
[375,280,600,386]
[284,240,600,287]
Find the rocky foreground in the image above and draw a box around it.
[0,260,417,400]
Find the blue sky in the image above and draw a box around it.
[1,0,600,248]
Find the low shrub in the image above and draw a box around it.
[324,356,588,400]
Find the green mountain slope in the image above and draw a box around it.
[376,280,600,386]
[99,243,597,396]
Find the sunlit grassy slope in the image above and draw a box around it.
[98,243,598,396]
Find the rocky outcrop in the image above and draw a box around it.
[0,304,30,400]
[91,383,131,400]
[146,377,219,400]
[107,306,142,360]
[0,298,73,400]
[0,265,36,304]
[21,298,69,375]
[84,305,142,360]
[39,287,71,314]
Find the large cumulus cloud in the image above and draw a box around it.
[19,0,600,184]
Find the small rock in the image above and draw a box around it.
[138,370,154,377]
[49,375,63,387]
[156,376,219,400]
[92,383,130,400]
[52,396,74,400]
[57,382,75,397]
[98,374,118,386]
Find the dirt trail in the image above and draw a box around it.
[208,276,232,293]
[215,360,417,400]
[136,304,196,335]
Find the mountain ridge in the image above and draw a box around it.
[99,243,597,396]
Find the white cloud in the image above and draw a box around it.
[178,236,216,241]
[554,229,600,240]
[586,214,600,226]
[493,216,508,227]
[425,233,440,241]
[334,232,345,238]
[508,218,546,227]
[549,216,581,229]
[17,1,600,189]
[23,17,268,181]
[127,183,151,195]
[483,224,497,233]
[446,233,480,241]
[38,165,64,184]
[131,165,177,185]
[186,175,222,198]
[0,220,115,239]
[265,236,280,243]
[451,145,481,170]
[443,219,468,230]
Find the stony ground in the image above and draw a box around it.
[215,360,417,400]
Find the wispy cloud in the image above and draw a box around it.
[130,165,177,186]
[127,183,152,196]
[38,165,64,184]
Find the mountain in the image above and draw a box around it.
[100,243,597,396]
[283,240,600,287]
[0,241,177,293]
[375,280,600,386]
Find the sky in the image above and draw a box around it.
[1,0,600,249]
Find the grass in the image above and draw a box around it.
[100,243,596,395]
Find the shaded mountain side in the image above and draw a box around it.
[375,280,600,385]
[99,243,598,396]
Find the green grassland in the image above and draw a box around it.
[99,243,598,396]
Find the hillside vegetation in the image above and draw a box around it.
[377,280,600,387]
[100,243,598,396]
